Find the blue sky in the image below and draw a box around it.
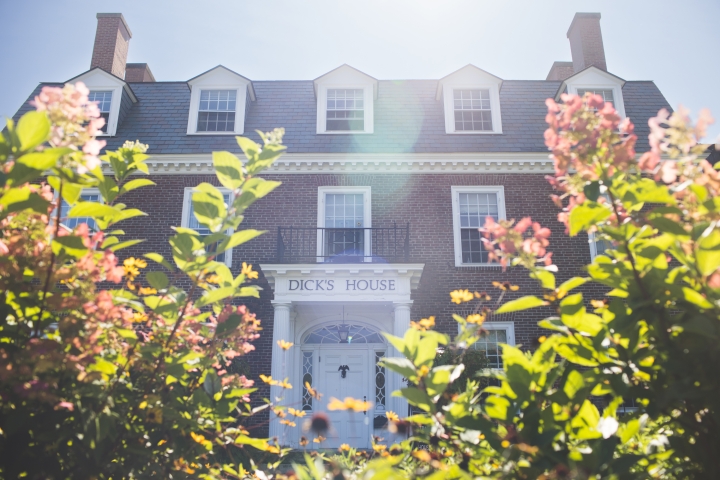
[1,0,718,141]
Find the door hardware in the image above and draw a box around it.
[338,365,350,378]
[363,396,367,415]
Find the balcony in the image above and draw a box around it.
[275,224,410,263]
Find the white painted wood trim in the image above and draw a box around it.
[443,84,503,134]
[126,152,556,175]
[181,186,234,267]
[186,86,247,135]
[316,84,374,134]
[451,185,506,267]
[316,186,372,261]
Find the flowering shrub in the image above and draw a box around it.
[284,97,720,479]
[0,83,287,478]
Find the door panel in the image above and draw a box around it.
[317,349,370,449]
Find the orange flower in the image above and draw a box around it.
[288,408,306,417]
[411,316,435,331]
[339,443,351,452]
[328,397,371,412]
[386,411,399,422]
[304,382,322,400]
[277,340,293,350]
[241,262,259,280]
[280,419,296,427]
[450,289,474,304]
[412,449,432,462]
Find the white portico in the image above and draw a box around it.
[260,263,424,448]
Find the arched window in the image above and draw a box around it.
[303,324,385,344]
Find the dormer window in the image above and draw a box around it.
[314,65,377,135]
[557,66,626,118]
[453,89,493,132]
[326,89,364,131]
[197,90,237,132]
[66,68,137,137]
[88,91,113,133]
[437,65,503,135]
[186,66,255,136]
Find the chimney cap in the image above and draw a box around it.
[96,12,132,37]
[567,12,601,38]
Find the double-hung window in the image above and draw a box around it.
[182,188,233,266]
[317,187,371,262]
[589,193,612,260]
[470,323,515,369]
[196,90,237,132]
[453,89,493,131]
[326,89,364,131]
[451,186,506,266]
[576,88,615,105]
[88,91,113,133]
[59,189,101,231]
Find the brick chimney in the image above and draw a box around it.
[567,12,607,72]
[125,63,156,82]
[90,13,132,79]
[546,61,575,81]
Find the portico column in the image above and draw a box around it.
[268,301,292,442]
[390,301,412,421]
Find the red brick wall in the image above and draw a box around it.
[116,172,607,434]
[91,15,131,78]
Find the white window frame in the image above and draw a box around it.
[443,85,503,135]
[181,187,234,267]
[459,321,515,370]
[316,85,374,135]
[451,186,506,267]
[88,86,123,137]
[55,187,102,231]
[565,84,626,119]
[187,86,247,136]
[316,186,372,262]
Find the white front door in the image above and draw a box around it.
[316,348,371,449]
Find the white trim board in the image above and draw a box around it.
[118,152,555,175]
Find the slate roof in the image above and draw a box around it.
[12,78,670,155]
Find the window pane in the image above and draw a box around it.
[326,89,365,131]
[61,192,101,231]
[453,89,493,131]
[197,90,237,132]
[302,352,314,411]
[471,328,508,368]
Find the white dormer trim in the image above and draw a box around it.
[314,65,377,135]
[67,68,135,137]
[556,66,627,118]
[186,65,255,136]
[436,65,504,135]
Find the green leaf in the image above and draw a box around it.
[563,370,585,400]
[380,357,416,380]
[484,396,511,421]
[558,277,589,295]
[146,271,169,290]
[196,286,235,307]
[396,387,434,412]
[98,176,119,204]
[620,418,641,444]
[531,269,556,290]
[68,202,120,219]
[217,229,264,252]
[144,253,175,272]
[495,295,548,314]
[119,178,155,195]
[16,111,50,151]
[216,313,243,337]
[236,137,261,159]
[568,203,611,236]
[213,151,245,189]
[192,184,226,231]
[52,235,88,258]
[107,239,144,252]
[682,287,713,309]
[583,181,600,202]
[0,186,49,215]
[697,229,720,276]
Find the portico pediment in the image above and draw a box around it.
[259,263,424,303]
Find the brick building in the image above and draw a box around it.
[12,12,672,448]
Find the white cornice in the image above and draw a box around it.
[260,263,425,291]
[127,152,555,175]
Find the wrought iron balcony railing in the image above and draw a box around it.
[275,224,410,263]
